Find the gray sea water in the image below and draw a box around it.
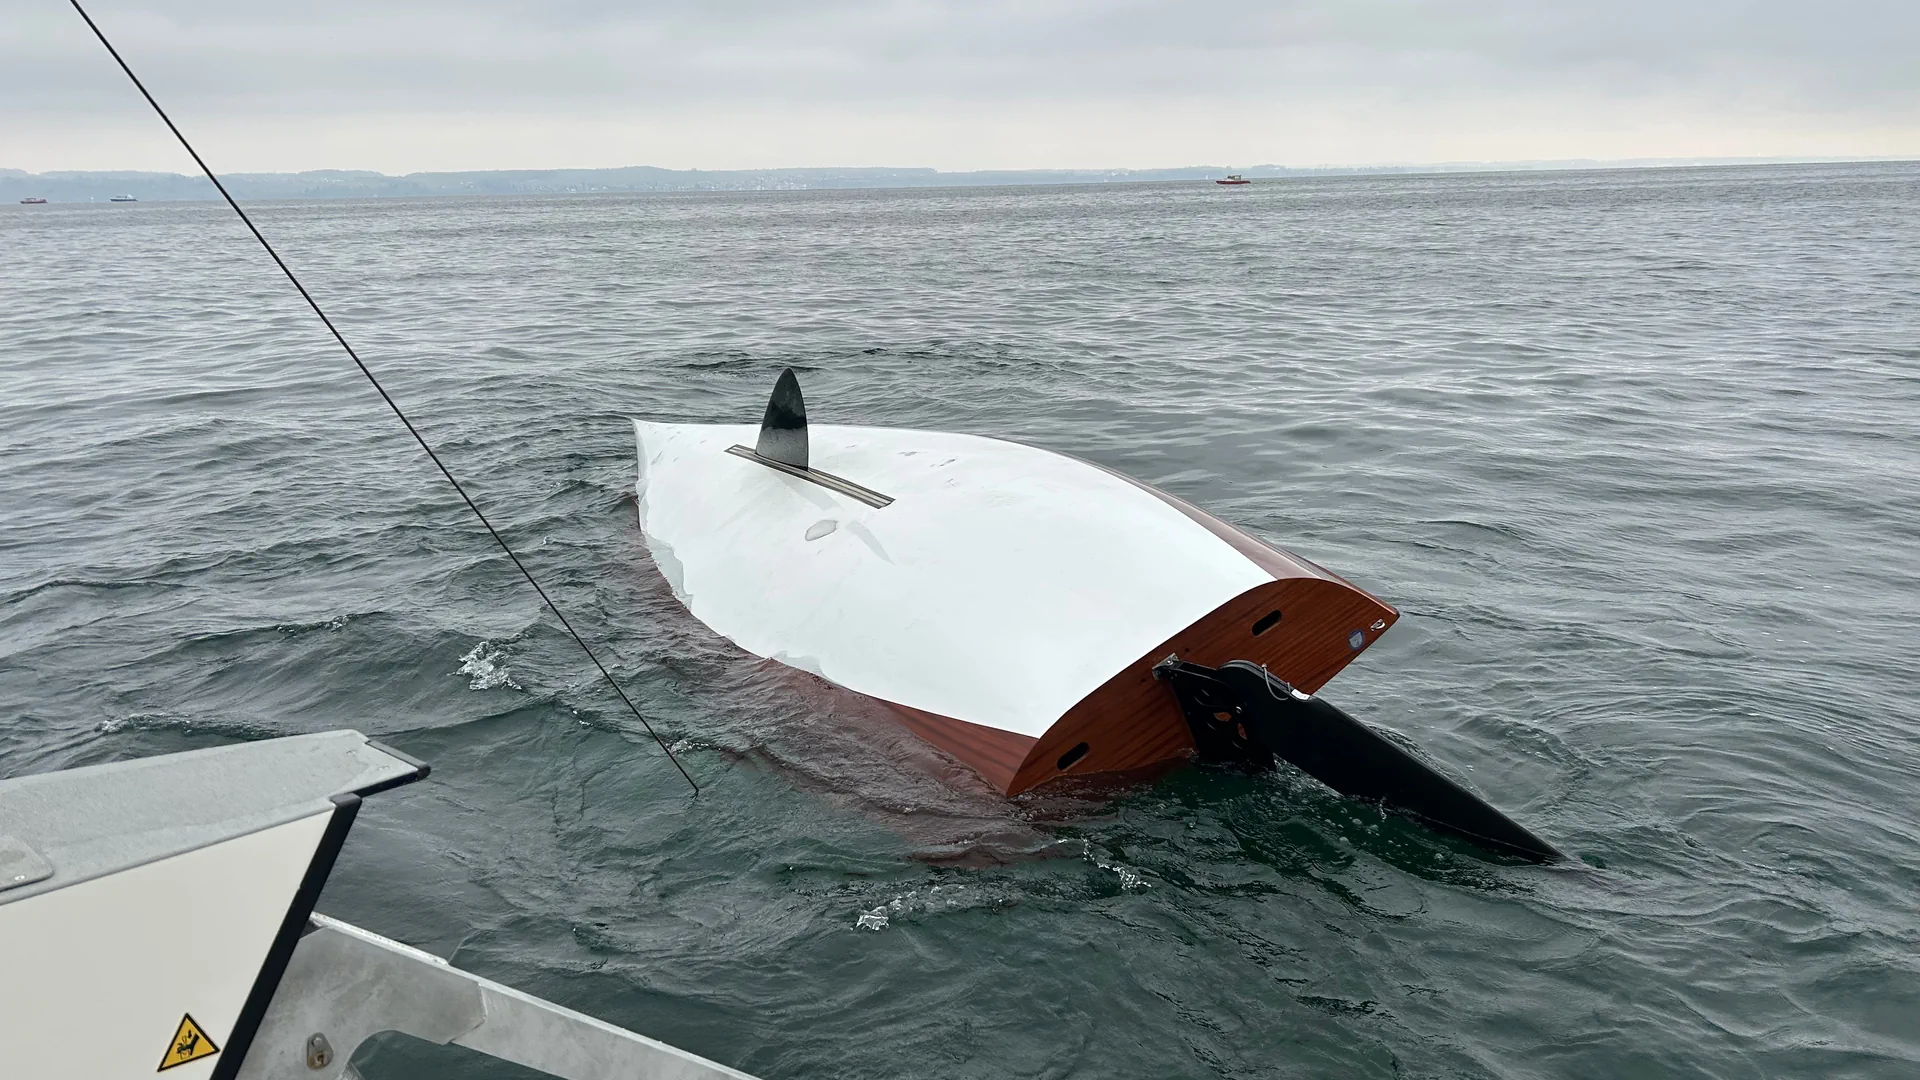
[3,163,1917,1079]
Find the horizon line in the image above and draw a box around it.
[5,154,1913,203]
[9,152,1916,178]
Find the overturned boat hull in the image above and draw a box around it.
[633,371,1560,862]
[632,412,1396,796]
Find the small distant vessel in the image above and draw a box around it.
[109,194,137,202]
[1215,174,1251,186]
[19,197,47,204]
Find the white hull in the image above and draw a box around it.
[634,420,1272,739]
[633,388,1399,795]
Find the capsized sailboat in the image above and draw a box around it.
[634,370,1560,861]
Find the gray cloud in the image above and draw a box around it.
[5,0,1916,170]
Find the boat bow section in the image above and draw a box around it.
[0,731,761,1079]
[0,731,425,1079]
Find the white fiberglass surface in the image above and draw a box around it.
[633,421,1271,738]
[0,810,331,1078]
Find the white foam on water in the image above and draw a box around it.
[457,641,520,691]
[1094,857,1151,891]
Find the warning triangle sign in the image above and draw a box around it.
[157,1013,220,1072]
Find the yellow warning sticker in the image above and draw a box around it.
[156,1013,220,1072]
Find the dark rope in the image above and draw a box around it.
[68,0,699,793]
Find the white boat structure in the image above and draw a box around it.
[635,371,1559,860]
[0,732,759,1079]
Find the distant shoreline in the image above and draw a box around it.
[4,156,1911,204]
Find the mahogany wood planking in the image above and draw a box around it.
[1008,574,1398,794]
[883,701,1036,793]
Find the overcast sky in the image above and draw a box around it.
[5,0,1918,173]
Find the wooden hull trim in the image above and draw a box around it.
[878,700,1036,793]
[1007,574,1398,795]
[859,572,1397,798]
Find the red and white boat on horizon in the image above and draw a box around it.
[1215,174,1251,185]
